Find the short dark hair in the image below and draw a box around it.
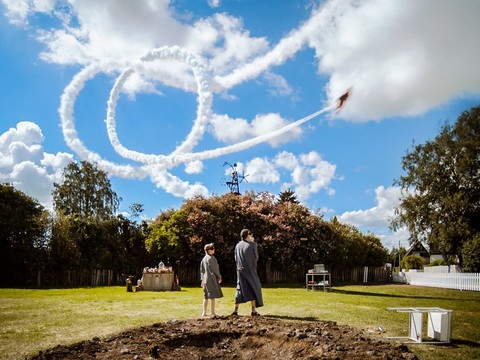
[240,229,250,240]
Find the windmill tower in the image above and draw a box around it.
[223,162,248,195]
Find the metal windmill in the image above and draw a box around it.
[223,162,248,195]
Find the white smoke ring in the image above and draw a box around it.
[59,46,336,198]
[106,46,213,165]
[59,63,152,178]
[60,60,333,172]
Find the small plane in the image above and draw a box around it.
[336,88,351,111]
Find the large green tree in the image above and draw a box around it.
[50,161,141,273]
[328,218,388,268]
[392,106,480,267]
[52,161,120,219]
[0,184,49,286]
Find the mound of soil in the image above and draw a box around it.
[28,316,416,359]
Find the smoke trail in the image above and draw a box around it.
[60,46,336,199]
[214,29,308,90]
[58,56,210,199]
[172,105,334,164]
[59,62,150,179]
[105,46,335,167]
[142,46,213,155]
[107,52,333,167]
[105,46,213,165]
[60,55,334,170]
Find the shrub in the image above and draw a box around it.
[400,255,424,270]
[428,259,445,266]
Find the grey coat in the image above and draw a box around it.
[234,240,263,307]
[200,254,223,299]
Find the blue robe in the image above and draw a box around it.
[200,254,223,299]
[234,240,264,307]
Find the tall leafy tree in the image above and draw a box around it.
[327,218,388,268]
[145,208,193,268]
[51,161,122,271]
[0,184,49,286]
[387,246,407,269]
[392,106,480,265]
[52,161,120,219]
[49,212,81,271]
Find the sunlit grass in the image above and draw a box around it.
[0,284,479,359]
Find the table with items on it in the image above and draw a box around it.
[306,264,331,291]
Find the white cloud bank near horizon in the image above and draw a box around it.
[0,122,73,210]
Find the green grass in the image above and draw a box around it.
[0,284,479,359]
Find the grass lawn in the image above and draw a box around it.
[0,284,479,359]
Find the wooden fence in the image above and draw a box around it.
[29,269,124,287]
[120,265,391,286]
[144,266,392,286]
[330,266,391,284]
[24,266,392,288]
[396,271,480,291]
[29,268,479,291]
[250,266,391,285]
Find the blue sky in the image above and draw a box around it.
[1,0,479,250]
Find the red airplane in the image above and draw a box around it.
[336,88,351,111]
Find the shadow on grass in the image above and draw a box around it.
[450,338,480,348]
[330,287,463,301]
[401,338,480,348]
[261,283,305,289]
[264,314,319,322]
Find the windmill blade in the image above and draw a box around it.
[240,171,249,183]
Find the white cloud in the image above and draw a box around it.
[245,158,280,184]
[377,227,410,251]
[200,13,270,78]
[263,71,294,97]
[209,112,303,147]
[4,0,477,121]
[291,166,309,187]
[251,113,302,147]
[2,0,478,227]
[306,0,480,120]
[337,185,410,249]
[209,114,251,144]
[1,0,56,25]
[274,151,298,171]
[184,160,204,174]
[338,186,400,228]
[293,151,336,201]
[243,150,336,203]
[41,152,75,183]
[149,167,209,198]
[0,122,73,209]
[51,0,187,65]
[208,0,220,8]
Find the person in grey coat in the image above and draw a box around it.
[200,243,223,317]
[232,229,263,316]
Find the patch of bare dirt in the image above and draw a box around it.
[27,316,416,359]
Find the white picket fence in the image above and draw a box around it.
[393,271,480,291]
